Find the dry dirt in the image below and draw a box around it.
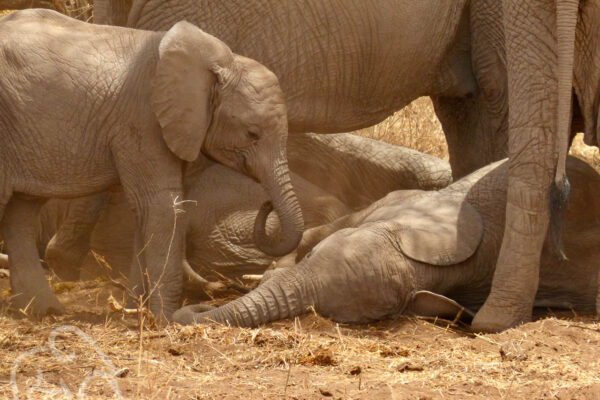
[0,275,599,400]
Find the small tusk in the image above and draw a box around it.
[0,253,8,269]
[182,259,209,284]
[242,274,263,281]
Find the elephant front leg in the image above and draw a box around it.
[472,0,561,333]
[127,189,184,323]
[3,196,65,316]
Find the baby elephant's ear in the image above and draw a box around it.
[151,21,234,162]
[396,195,484,266]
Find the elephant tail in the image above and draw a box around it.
[550,0,579,259]
[174,265,317,327]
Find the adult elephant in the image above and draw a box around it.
[174,156,600,326]
[95,0,504,178]
[471,1,598,332]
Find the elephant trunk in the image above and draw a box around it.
[187,266,315,327]
[254,158,304,257]
[550,0,579,257]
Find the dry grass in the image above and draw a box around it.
[353,97,449,161]
[1,279,599,399]
[0,1,92,21]
[54,0,93,22]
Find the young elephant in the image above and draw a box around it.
[0,10,302,319]
[173,156,600,326]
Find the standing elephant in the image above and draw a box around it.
[95,0,495,177]
[7,133,451,282]
[471,1,600,332]
[173,156,600,326]
[0,10,302,319]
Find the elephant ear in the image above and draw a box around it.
[151,21,234,162]
[395,195,484,265]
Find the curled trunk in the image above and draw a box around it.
[254,160,304,257]
[178,266,315,327]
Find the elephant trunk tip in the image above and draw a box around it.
[254,200,303,257]
[549,174,571,261]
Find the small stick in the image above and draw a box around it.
[211,270,250,294]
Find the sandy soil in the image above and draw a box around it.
[1,274,599,400]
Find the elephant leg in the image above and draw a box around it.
[472,1,559,332]
[432,0,508,179]
[45,192,109,281]
[126,228,146,307]
[432,95,507,180]
[125,188,184,322]
[3,196,64,316]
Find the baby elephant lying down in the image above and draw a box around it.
[174,156,600,326]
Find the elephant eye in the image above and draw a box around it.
[247,130,260,141]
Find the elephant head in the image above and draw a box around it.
[151,22,304,257]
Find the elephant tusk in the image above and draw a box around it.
[0,253,8,269]
[183,259,209,284]
[242,274,263,281]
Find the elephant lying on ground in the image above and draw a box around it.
[1,134,451,281]
[173,156,600,326]
[0,10,302,319]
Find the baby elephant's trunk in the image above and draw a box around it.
[175,266,315,327]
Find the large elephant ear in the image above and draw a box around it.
[394,195,484,265]
[151,21,234,162]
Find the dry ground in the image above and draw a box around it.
[1,277,599,400]
[2,6,600,398]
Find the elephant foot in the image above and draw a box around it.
[471,298,532,333]
[11,286,65,317]
[45,245,83,281]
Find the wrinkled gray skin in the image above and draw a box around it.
[48,0,505,284]
[1,134,451,282]
[173,156,600,326]
[0,10,302,319]
[97,0,600,332]
[96,0,500,178]
[471,1,600,332]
